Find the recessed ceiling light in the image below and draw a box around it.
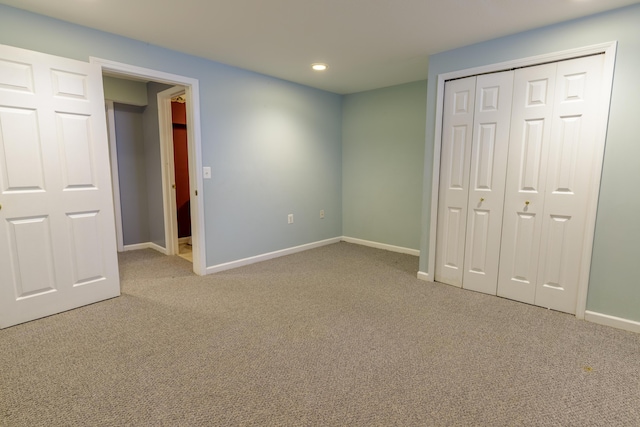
[311,63,328,71]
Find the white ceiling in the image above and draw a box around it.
[1,0,637,94]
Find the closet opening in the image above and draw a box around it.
[425,42,617,319]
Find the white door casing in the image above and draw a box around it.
[434,76,476,287]
[462,71,514,294]
[157,85,186,257]
[0,44,120,328]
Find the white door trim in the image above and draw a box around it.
[157,85,186,257]
[105,100,124,252]
[426,41,617,320]
[91,57,207,276]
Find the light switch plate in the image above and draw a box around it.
[203,167,211,179]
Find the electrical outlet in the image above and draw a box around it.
[320,209,325,219]
[203,166,211,179]
[288,214,294,224]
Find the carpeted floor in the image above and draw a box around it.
[1,242,639,426]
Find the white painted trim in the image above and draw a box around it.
[426,42,617,317]
[123,242,168,255]
[417,271,431,281]
[178,237,191,244]
[157,85,186,257]
[585,311,640,334]
[206,238,341,274]
[91,57,206,276]
[575,42,617,320]
[426,71,447,285]
[341,236,420,256]
[105,100,124,253]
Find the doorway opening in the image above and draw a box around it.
[94,57,206,276]
[158,87,193,263]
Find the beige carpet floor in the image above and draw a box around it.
[1,242,639,426]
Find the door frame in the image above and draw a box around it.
[105,100,124,253]
[92,57,207,276]
[425,41,617,319]
[157,85,187,257]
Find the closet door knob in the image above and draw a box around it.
[525,201,530,205]
[480,197,485,202]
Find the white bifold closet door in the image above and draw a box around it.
[435,76,476,288]
[497,55,604,313]
[435,54,605,314]
[435,72,513,293]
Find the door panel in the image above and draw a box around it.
[462,71,513,294]
[497,63,557,304]
[0,44,120,328]
[8,216,57,298]
[0,107,45,191]
[534,55,604,313]
[435,77,476,287]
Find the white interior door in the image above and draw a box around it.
[534,54,604,313]
[435,76,476,287]
[497,63,558,304]
[0,44,120,328]
[462,71,514,294]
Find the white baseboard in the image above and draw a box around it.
[178,237,192,245]
[584,310,640,334]
[341,236,420,256]
[206,237,341,274]
[123,242,168,255]
[417,271,431,281]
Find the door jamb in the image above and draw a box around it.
[105,100,124,253]
[157,86,186,257]
[91,57,207,276]
[425,41,617,319]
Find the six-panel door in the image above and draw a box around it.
[437,54,605,314]
[0,44,120,328]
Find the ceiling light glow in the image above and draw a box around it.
[311,63,328,71]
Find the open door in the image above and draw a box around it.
[0,44,120,328]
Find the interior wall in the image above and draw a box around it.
[143,82,173,249]
[0,4,343,267]
[419,4,640,322]
[103,76,148,106]
[342,81,427,250]
[113,103,149,246]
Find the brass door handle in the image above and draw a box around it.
[525,201,530,205]
[480,197,485,202]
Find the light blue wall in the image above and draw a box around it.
[113,103,149,245]
[342,81,427,250]
[419,4,640,322]
[0,5,343,267]
[143,82,173,249]
[103,76,148,106]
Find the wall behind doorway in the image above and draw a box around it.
[113,103,149,246]
[107,78,172,249]
[142,82,173,248]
